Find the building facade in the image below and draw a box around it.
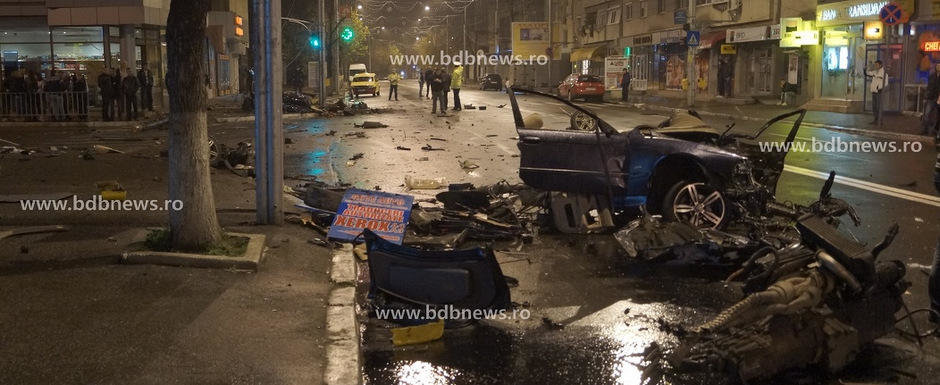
[0,0,248,109]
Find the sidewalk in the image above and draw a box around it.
[621,92,934,141]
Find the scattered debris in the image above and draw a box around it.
[428,137,447,142]
[421,144,445,151]
[349,153,364,161]
[395,146,412,151]
[391,319,445,346]
[324,130,337,136]
[405,176,448,190]
[542,317,565,330]
[344,131,367,138]
[284,137,294,144]
[354,121,389,128]
[92,144,124,154]
[459,160,479,171]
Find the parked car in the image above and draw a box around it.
[351,73,379,97]
[508,88,805,229]
[558,74,605,102]
[480,73,503,91]
[348,63,367,82]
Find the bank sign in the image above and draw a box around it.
[816,0,912,27]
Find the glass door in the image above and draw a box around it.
[864,43,903,113]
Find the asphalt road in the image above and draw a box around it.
[343,80,940,385]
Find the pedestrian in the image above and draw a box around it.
[620,68,631,103]
[73,74,88,120]
[122,69,139,120]
[424,68,434,99]
[112,68,124,120]
[44,71,65,121]
[929,147,940,324]
[387,70,400,101]
[138,65,154,111]
[922,63,940,137]
[441,68,452,112]
[418,68,425,96]
[430,69,446,116]
[451,62,463,111]
[97,70,113,121]
[865,60,887,126]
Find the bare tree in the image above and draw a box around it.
[165,0,223,249]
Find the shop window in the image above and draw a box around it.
[825,47,849,70]
[0,27,53,44]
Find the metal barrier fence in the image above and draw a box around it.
[0,91,90,121]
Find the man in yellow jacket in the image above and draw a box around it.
[451,62,463,111]
[387,71,401,101]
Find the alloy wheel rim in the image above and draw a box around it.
[673,182,725,229]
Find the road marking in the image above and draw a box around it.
[783,164,940,208]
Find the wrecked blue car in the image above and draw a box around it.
[508,88,805,230]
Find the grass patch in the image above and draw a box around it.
[144,228,249,257]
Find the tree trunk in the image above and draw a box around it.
[166,0,222,250]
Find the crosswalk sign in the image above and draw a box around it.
[686,31,700,47]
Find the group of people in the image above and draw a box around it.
[1,69,89,121]
[417,63,464,116]
[96,67,154,122]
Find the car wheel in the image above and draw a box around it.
[662,181,725,229]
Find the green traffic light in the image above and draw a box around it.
[341,26,355,42]
[309,35,321,49]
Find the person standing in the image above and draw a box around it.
[97,71,112,121]
[865,60,887,126]
[430,69,446,116]
[450,62,463,111]
[620,68,631,103]
[112,68,124,120]
[387,71,400,101]
[418,68,425,97]
[122,70,139,120]
[424,68,434,99]
[138,66,154,111]
[923,64,940,137]
[441,68,452,112]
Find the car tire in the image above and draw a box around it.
[662,180,726,229]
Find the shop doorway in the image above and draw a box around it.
[864,44,902,113]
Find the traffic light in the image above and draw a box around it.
[341,26,355,42]
[309,34,321,49]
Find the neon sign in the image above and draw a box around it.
[924,41,940,52]
[847,2,887,18]
[820,9,837,21]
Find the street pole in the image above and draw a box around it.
[547,0,552,87]
[318,0,326,107]
[332,0,340,95]
[252,0,284,224]
[462,7,467,59]
[686,0,695,107]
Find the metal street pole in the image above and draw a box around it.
[318,0,327,107]
[333,0,340,95]
[463,6,467,60]
[252,0,284,224]
[686,0,695,107]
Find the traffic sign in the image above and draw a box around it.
[686,31,700,47]
[674,10,687,25]
[879,2,904,26]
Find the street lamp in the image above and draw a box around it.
[357,4,362,10]
[424,5,430,11]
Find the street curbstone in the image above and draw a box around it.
[324,243,361,385]
[121,232,265,271]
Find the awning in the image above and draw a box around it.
[570,46,601,62]
[698,31,726,49]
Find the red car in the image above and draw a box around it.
[558,74,605,102]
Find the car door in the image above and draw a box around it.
[509,88,629,194]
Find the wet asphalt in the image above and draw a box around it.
[296,80,940,385]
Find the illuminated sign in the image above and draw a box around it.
[780,30,820,47]
[924,41,940,52]
[864,21,883,39]
[848,2,887,18]
[720,44,737,55]
[235,26,244,37]
[820,9,838,21]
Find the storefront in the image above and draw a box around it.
[570,45,607,77]
[624,34,652,91]
[725,24,782,98]
[696,31,727,96]
[814,0,905,113]
[651,30,686,91]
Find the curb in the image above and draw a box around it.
[0,118,167,130]
[324,244,361,385]
[630,103,935,142]
[215,112,321,123]
[121,232,266,271]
